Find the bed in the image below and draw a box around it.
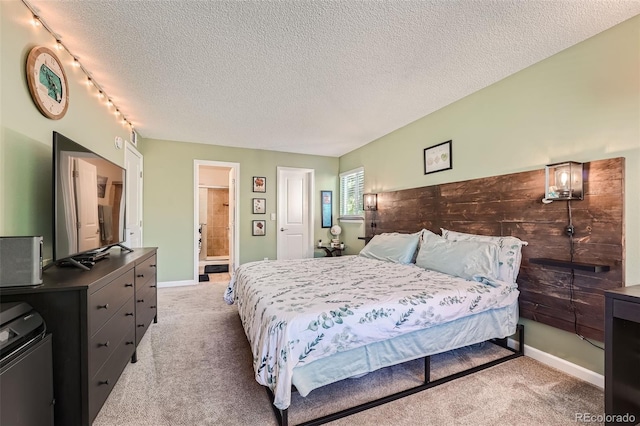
[224,229,527,425]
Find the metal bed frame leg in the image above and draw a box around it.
[266,387,289,426]
[424,356,431,384]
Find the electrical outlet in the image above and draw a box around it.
[263,257,268,261]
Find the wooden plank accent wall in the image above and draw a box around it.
[366,157,624,341]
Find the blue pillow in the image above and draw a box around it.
[358,232,420,264]
[441,228,527,284]
[415,230,500,284]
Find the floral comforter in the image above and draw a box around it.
[224,255,519,410]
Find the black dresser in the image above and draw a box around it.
[605,284,640,425]
[0,247,158,426]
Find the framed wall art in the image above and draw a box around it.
[321,190,332,228]
[424,140,452,175]
[253,198,266,214]
[252,220,266,236]
[253,176,266,192]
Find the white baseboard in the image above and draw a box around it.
[508,338,604,389]
[158,280,196,288]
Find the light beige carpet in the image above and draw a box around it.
[93,282,604,426]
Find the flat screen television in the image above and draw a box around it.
[53,132,129,266]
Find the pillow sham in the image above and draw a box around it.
[440,228,527,284]
[358,232,420,264]
[415,230,500,284]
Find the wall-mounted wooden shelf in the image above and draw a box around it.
[529,257,610,273]
[358,236,373,244]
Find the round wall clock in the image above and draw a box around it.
[26,46,69,120]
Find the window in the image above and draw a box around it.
[339,167,364,219]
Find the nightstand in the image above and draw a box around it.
[317,245,344,257]
[605,285,640,425]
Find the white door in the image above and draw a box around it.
[277,167,314,260]
[198,188,208,260]
[74,158,100,252]
[228,170,236,275]
[125,143,143,247]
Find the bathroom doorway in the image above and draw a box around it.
[194,160,239,283]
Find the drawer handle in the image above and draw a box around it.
[150,305,156,309]
[98,379,110,386]
[137,274,144,278]
[126,341,134,345]
[151,264,157,268]
[137,324,145,328]
[137,299,144,303]
[150,285,157,288]
[99,341,110,348]
[98,304,109,310]
[125,312,134,316]
[125,283,133,287]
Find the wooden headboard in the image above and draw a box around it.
[366,157,624,341]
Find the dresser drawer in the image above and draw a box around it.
[135,255,157,291]
[135,285,157,345]
[88,296,135,378]
[141,274,158,293]
[89,268,135,336]
[88,327,135,423]
[613,299,640,323]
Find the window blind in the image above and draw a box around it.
[339,167,364,218]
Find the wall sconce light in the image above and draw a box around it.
[544,161,584,203]
[363,193,378,211]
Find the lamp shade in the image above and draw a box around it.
[545,161,583,201]
[363,193,377,211]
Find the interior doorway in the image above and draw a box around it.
[194,160,239,283]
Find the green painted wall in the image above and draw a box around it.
[340,15,640,375]
[1,1,132,261]
[139,138,338,282]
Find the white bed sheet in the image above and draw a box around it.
[225,255,519,410]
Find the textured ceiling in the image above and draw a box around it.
[26,1,640,157]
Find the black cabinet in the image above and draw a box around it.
[0,248,157,426]
[605,285,640,425]
[0,334,54,426]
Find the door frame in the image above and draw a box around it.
[276,166,315,259]
[193,160,240,282]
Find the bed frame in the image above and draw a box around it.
[267,324,524,426]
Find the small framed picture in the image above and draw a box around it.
[321,190,332,228]
[252,220,266,236]
[253,198,266,214]
[253,176,266,192]
[424,140,452,175]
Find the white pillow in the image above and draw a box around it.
[359,232,420,264]
[440,228,527,284]
[415,230,500,283]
